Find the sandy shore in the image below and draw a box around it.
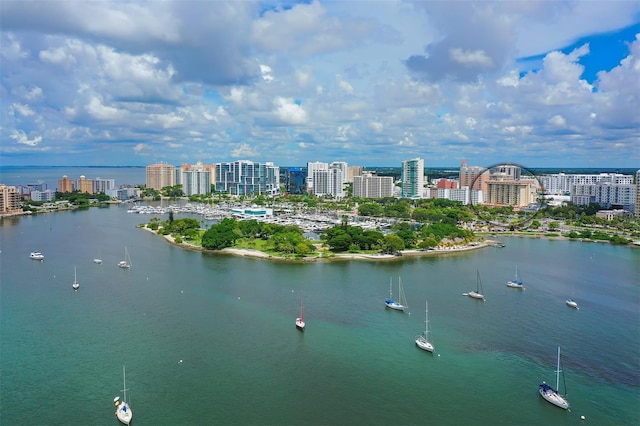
[141,224,492,262]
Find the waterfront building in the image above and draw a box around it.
[571,181,635,211]
[330,161,349,185]
[541,173,634,195]
[596,209,630,221]
[636,170,640,217]
[402,158,424,198]
[348,165,363,182]
[459,161,489,192]
[30,189,56,202]
[486,180,535,207]
[58,175,75,193]
[0,184,21,214]
[432,186,483,205]
[306,161,329,192]
[77,175,94,194]
[94,178,116,194]
[490,164,521,181]
[311,167,344,197]
[146,163,176,190]
[116,187,140,201]
[215,160,280,196]
[284,168,306,194]
[353,172,394,198]
[180,161,215,196]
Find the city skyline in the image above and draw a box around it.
[1,1,639,168]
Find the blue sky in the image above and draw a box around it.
[1,1,639,168]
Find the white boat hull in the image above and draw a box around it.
[539,385,569,410]
[116,402,133,424]
[415,336,434,352]
[566,300,578,309]
[385,301,406,311]
[296,318,305,331]
[467,291,484,300]
[507,281,525,289]
[30,252,44,260]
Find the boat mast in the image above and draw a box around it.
[122,366,128,403]
[556,347,561,392]
[425,300,429,339]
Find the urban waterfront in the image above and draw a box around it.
[1,204,638,425]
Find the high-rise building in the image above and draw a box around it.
[77,175,94,194]
[215,160,280,196]
[459,161,489,192]
[58,175,75,193]
[347,165,363,182]
[285,168,306,194]
[353,172,394,198]
[146,163,176,190]
[401,158,424,198]
[94,178,116,194]
[0,184,21,214]
[306,161,328,192]
[486,181,535,207]
[330,161,348,185]
[180,161,215,196]
[636,170,640,217]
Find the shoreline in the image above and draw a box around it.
[140,225,495,262]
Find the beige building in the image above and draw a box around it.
[486,180,535,207]
[348,165,363,182]
[58,175,75,193]
[353,172,394,198]
[459,161,489,192]
[146,163,176,190]
[0,184,22,215]
[77,175,94,194]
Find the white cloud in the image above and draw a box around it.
[231,143,258,158]
[273,97,309,125]
[10,129,42,146]
[9,103,35,117]
[449,48,494,68]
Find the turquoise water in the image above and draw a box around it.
[1,205,639,425]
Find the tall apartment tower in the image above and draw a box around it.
[306,161,329,192]
[401,158,424,198]
[0,184,22,214]
[146,163,176,190]
[636,170,640,218]
[353,173,394,198]
[180,161,215,196]
[347,165,363,182]
[459,161,489,192]
[58,175,75,193]
[77,175,94,194]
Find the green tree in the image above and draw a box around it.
[202,218,238,249]
[382,234,405,253]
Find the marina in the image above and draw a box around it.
[1,205,638,425]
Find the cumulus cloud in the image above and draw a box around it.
[0,0,638,166]
[10,129,43,146]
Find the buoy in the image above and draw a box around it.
[238,296,240,300]
[581,415,586,420]
[437,354,441,357]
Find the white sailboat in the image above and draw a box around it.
[118,247,132,269]
[565,298,579,309]
[72,266,79,291]
[114,366,133,425]
[466,270,485,300]
[506,265,525,289]
[295,293,305,331]
[29,251,44,260]
[415,299,434,352]
[385,277,408,311]
[539,347,570,410]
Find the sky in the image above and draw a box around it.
[1,1,639,169]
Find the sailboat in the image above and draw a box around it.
[506,265,525,289]
[114,366,133,425]
[466,270,485,300]
[295,293,305,331]
[538,346,570,410]
[385,277,408,311]
[415,300,434,352]
[72,266,79,291]
[565,298,579,309]
[118,247,131,269]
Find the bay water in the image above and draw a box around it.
[1,204,639,425]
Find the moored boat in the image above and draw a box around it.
[30,251,44,260]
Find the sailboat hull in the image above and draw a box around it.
[385,301,406,311]
[116,402,133,424]
[467,291,484,300]
[295,318,305,331]
[538,383,569,409]
[415,336,434,352]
